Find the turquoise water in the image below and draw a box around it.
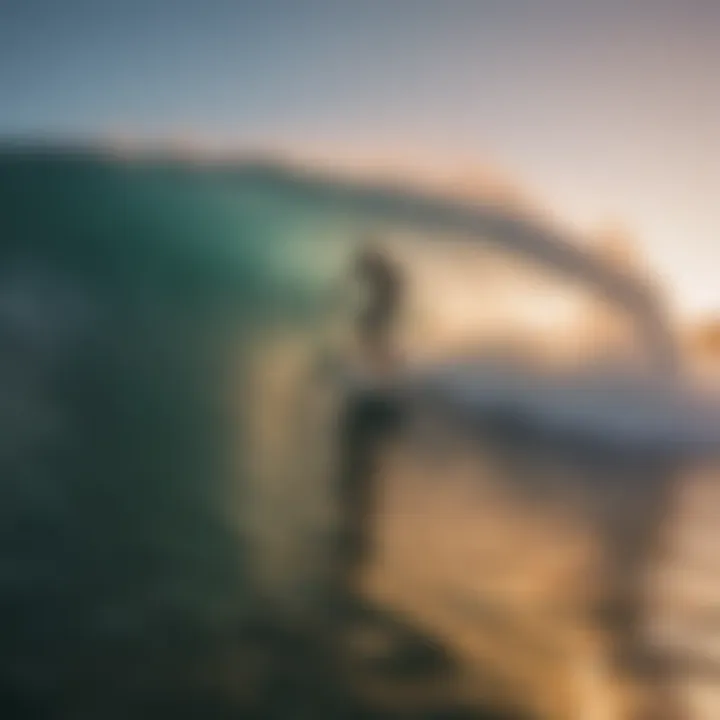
[0,151,367,716]
[0,152,359,315]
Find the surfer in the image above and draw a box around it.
[327,236,407,618]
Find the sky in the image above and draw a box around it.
[1,0,718,318]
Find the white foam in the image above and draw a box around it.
[393,361,720,450]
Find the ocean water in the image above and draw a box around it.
[0,149,355,718]
[1,148,718,720]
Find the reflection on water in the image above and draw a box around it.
[334,389,720,720]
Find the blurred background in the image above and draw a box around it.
[1,2,719,718]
